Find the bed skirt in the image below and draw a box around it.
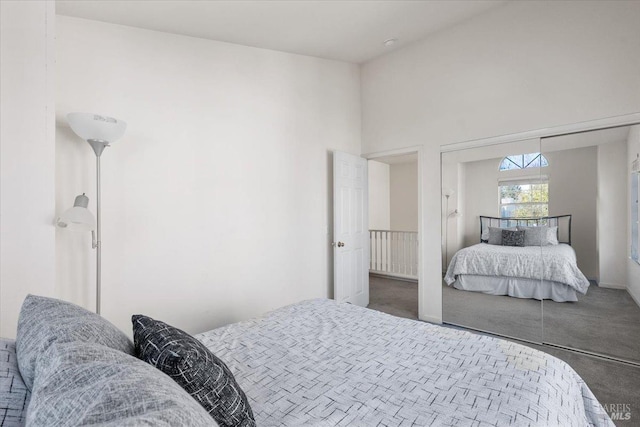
[453,274,579,302]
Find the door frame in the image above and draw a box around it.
[363,145,427,321]
[441,112,640,153]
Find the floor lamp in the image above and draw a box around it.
[442,188,455,270]
[58,113,127,314]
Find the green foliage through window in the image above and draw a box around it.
[499,182,549,218]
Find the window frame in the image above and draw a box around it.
[499,152,549,171]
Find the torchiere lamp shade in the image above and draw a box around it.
[67,112,127,143]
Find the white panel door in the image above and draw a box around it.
[333,151,369,306]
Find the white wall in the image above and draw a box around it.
[56,16,361,335]
[0,1,56,338]
[628,125,640,304]
[362,0,640,322]
[545,147,598,279]
[389,161,418,232]
[461,158,499,247]
[368,160,390,230]
[597,141,628,288]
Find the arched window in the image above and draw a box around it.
[499,152,548,171]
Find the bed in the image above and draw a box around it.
[197,299,612,426]
[3,296,613,426]
[444,215,590,302]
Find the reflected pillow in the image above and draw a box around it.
[502,230,525,247]
[517,226,559,246]
[547,226,559,245]
[487,227,516,245]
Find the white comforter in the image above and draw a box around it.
[197,299,612,427]
[445,243,590,294]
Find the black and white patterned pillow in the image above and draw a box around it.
[502,229,525,247]
[132,315,255,427]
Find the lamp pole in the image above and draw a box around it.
[88,139,107,315]
[444,194,450,270]
[67,112,126,316]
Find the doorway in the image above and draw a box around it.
[366,152,420,320]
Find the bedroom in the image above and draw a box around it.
[1,0,639,426]
[441,126,640,362]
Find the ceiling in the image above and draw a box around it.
[56,0,506,64]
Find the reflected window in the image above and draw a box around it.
[499,181,549,218]
[499,153,548,171]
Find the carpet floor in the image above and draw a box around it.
[443,279,640,364]
[368,274,640,426]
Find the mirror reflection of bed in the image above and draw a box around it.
[441,125,640,364]
[446,215,586,302]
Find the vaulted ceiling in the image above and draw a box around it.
[56,0,506,64]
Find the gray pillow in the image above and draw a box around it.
[487,227,516,245]
[517,226,557,246]
[16,294,134,391]
[27,342,217,426]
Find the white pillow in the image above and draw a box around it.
[547,226,559,245]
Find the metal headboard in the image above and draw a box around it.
[479,215,572,245]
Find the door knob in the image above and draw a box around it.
[337,242,345,247]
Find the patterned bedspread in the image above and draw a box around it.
[197,299,612,427]
[444,243,590,294]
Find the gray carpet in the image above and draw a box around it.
[443,280,640,364]
[368,275,640,426]
[368,275,418,319]
[442,280,543,342]
[543,285,640,363]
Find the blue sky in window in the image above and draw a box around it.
[499,153,548,171]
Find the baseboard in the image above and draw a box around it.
[598,282,627,290]
[419,314,442,324]
[369,272,418,283]
[628,287,640,309]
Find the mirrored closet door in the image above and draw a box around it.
[540,126,640,364]
[441,138,545,342]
